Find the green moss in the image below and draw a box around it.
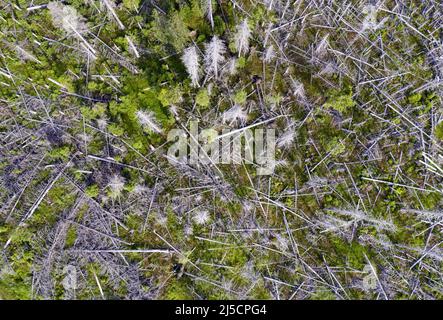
[233,90,247,105]
[435,121,443,140]
[237,56,246,69]
[122,0,140,10]
[330,237,368,270]
[408,93,422,105]
[65,226,77,248]
[85,184,100,198]
[0,274,32,300]
[310,287,337,300]
[48,146,71,161]
[196,88,211,108]
[326,137,346,156]
[149,9,190,52]
[158,87,182,107]
[163,278,193,299]
[81,103,107,120]
[324,87,356,113]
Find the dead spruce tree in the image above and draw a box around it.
[181,46,201,87]
[233,19,251,56]
[47,2,96,57]
[204,36,226,79]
